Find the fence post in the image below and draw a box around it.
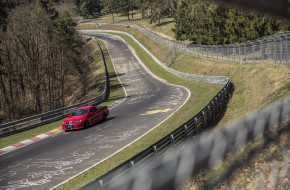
[286,36,289,65]
[252,44,255,63]
[244,45,247,63]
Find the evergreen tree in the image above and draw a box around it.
[79,0,103,18]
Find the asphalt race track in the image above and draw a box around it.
[0,34,189,190]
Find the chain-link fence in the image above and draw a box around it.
[126,24,290,66]
[82,18,290,66]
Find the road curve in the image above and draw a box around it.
[0,34,189,190]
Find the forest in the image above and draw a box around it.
[75,0,290,44]
[0,1,92,123]
[0,0,289,123]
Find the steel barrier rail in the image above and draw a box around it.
[79,28,289,190]
[0,41,110,137]
[104,96,290,190]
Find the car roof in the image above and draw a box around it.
[76,106,93,109]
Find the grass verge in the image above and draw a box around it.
[0,40,125,149]
[97,21,290,190]
[98,24,290,125]
[54,29,221,189]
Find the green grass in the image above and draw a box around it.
[99,17,290,190]
[98,24,290,126]
[55,29,221,189]
[97,39,126,106]
[0,40,125,149]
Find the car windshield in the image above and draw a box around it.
[71,108,88,116]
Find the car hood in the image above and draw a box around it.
[63,116,86,122]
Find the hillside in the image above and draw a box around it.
[85,19,290,189]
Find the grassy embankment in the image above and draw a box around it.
[97,24,290,126]
[0,39,125,149]
[79,20,290,189]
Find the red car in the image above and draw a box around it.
[62,105,109,131]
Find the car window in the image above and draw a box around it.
[90,107,95,113]
[71,108,88,116]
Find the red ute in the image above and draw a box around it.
[62,105,109,131]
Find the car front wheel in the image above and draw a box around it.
[84,120,89,128]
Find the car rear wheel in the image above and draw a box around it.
[84,120,89,128]
[102,113,107,121]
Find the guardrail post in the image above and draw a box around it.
[202,111,207,128]
[97,180,104,189]
[170,134,175,148]
[183,125,188,138]
[193,117,198,134]
[152,145,158,160]
[129,161,135,169]
[207,106,212,126]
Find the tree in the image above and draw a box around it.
[79,0,103,18]
[101,0,119,22]
[0,2,89,122]
[136,0,151,19]
[149,0,174,25]
[174,0,290,45]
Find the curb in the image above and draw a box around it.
[0,127,63,156]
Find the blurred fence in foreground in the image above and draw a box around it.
[103,96,290,190]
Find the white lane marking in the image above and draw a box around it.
[51,34,191,190]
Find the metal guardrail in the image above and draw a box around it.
[0,41,110,137]
[78,31,232,189]
[103,96,290,190]
[79,16,290,189]
[81,77,233,190]
[79,1,289,189]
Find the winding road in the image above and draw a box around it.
[0,34,189,190]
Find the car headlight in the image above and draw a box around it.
[76,120,82,123]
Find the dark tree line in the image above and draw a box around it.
[77,0,290,44]
[77,0,175,25]
[173,0,290,44]
[0,1,90,123]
